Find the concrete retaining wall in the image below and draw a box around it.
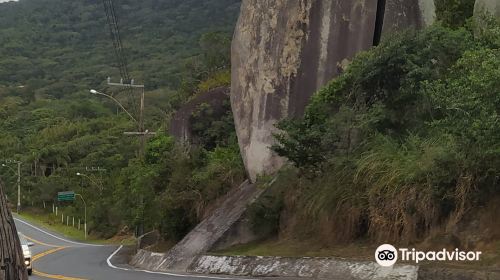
[131,252,500,279]
[130,249,166,272]
[189,255,419,280]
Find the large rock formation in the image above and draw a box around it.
[169,87,230,143]
[231,0,437,182]
[382,0,436,35]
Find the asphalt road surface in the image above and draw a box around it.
[13,217,258,280]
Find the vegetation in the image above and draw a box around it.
[270,20,500,247]
[17,211,132,244]
[0,0,243,242]
[0,0,240,90]
[435,0,476,28]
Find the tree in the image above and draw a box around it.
[435,0,476,28]
[0,179,28,280]
[199,31,231,73]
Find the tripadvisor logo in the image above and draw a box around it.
[375,244,398,267]
[375,244,482,267]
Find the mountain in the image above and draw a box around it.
[0,0,240,92]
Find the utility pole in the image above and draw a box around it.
[107,79,148,237]
[93,78,155,158]
[106,78,155,158]
[91,78,155,237]
[16,162,20,214]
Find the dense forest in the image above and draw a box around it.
[0,0,243,239]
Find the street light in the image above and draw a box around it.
[90,84,153,237]
[89,89,137,123]
[1,161,21,213]
[76,172,103,192]
[74,173,92,240]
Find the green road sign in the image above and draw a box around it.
[58,191,75,202]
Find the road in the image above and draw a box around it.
[13,217,257,280]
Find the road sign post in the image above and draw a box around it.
[56,191,87,239]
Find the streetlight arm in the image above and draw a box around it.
[90,90,138,123]
[77,173,103,192]
[1,164,16,174]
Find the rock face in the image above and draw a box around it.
[474,0,500,19]
[231,0,437,182]
[382,0,436,35]
[169,87,230,143]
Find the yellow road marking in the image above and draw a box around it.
[26,234,89,280]
[23,234,60,248]
[34,269,89,280]
[32,247,66,261]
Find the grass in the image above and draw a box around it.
[212,238,374,260]
[16,210,136,245]
[214,238,500,270]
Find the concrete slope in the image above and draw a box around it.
[131,180,263,272]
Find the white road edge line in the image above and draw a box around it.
[14,218,105,247]
[17,217,256,279]
[106,245,256,280]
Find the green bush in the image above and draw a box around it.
[435,0,476,28]
[272,22,500,244]
[247,173,290,237]
[274,25,475,172]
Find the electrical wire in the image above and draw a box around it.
[102,0,130,83]
[102,0,139,115]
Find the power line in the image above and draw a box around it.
[102,0,130,83]
[102,0,139,114]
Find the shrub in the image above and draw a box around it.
[435,0,476,28]
[274,25,475,173]
[271,23,500,244]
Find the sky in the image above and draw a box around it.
[0,0,18,2]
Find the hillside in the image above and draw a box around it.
[0,0,240,90]
[0,0,243,240]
